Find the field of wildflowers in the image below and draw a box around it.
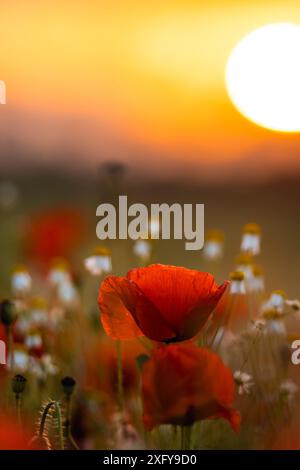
[0,174,300,451]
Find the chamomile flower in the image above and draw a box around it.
[235,253,254,281]
[8,346,29,372]
[25,331,43,357]
[11,265,32,295]
[57,279,78,305]
[47,258,71,286]
[280,379,298,401]
[230,271,246,295]
[250,264,265,293]
[262,290,287,314]
[133,238,152,262]
[84,247,112,276]
[30,354,58,380]
[240,223,261,256]
[203,230,224,261]
[234,371,254,395]
[30,296,48,328]
[262,307,286,335]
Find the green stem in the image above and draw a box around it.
[7,326,14,372]
[64,396,79,450]
[53,402,64,451]
[15,394,22,428]
[116,340,124,413]
[180,425,191,450]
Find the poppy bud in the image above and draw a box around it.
[11,374,27,395]
[61,376,76,397]
[0,299,17,326]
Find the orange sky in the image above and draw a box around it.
[1,0,300,180]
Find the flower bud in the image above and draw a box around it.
[61,376,76,397]
[11,374,27,395]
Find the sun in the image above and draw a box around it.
[226,23,300,133]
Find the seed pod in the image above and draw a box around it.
[11,374,27,395]
[0,299,17,326]
[61,376,76,397]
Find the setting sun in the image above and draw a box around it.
[226,23,300,133]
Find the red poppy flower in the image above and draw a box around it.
[271,411,300,450]
[24,207,86,271]
[98,264,228,342]
[84,336,144,399]
[141,343,240,431]
[0,413,38,449]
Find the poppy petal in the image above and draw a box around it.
[99,276,176,341]
[128,265,226,337]
[142,343,240,432]
[180,281,229,340]
[98,276,143,339]
[132,290,177,342]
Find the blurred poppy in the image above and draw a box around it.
[98,264,228,342]
[271,410,300,450]
[84,337,143,399]
[141,343,240,431]
[0,413,38,449]
[24,207,86,271]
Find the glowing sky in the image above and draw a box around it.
[1,0,300,180]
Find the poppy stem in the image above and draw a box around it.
[64,395,80,450]
[15,394,22,428]
[116,340,124,413]
[6,325,14,371]
[180,425,191,450]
